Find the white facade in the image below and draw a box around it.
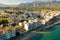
[24,21,29,31]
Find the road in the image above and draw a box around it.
[20,31,37,40]
[17,20,60,40]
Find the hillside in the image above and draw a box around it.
[19,1,60,8]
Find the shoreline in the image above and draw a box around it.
[45,21,60,29]
[18,21,60,40]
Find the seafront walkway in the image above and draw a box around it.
[20,31,37,40]
[45,21,60,28]
[37,20,60,31]
[19,20,60,40]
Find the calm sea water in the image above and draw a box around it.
[31,24,60,40]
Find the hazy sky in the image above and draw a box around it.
[0,0,60,5]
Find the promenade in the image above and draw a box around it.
[20,20,60,40]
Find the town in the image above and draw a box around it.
[0,8,60,40]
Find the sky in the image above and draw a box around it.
[0,0,60,5]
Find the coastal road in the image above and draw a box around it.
[18,20,60,40]
[20,31,37,40]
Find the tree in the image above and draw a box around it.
[0,20,8,24]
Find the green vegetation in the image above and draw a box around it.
[0,18,7,21]
[18,7,60,11]
[0,20,8,24]
[0,18,8,24]
[1,7,60,11]
[31,24,60,40]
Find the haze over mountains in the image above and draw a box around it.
[0,3,18,7]
[0,1,60,7]
[19,1,60,8]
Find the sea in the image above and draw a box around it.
[31,24,60,40]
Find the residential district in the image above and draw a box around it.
[0,9,60,40]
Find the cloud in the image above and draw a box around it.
[0,0,35,5]
[0,0,21,5]
[1,0,59,5]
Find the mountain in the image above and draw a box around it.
[18,1,60,8]
[0,1,60,7]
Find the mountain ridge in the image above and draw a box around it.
[19,1,60,8]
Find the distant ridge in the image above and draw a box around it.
[0,1,60,7]
[18,1,60,8]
